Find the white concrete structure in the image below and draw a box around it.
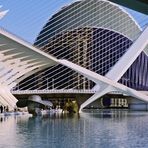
[59,28,148,111]
[0,28,58,109]
[0,1,147,111]
[32,0,148,93]
[0,26,148,111]
[59,27,148,111]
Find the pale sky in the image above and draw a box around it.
[0,0,147,43]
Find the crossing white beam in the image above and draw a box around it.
[81,26,148,110]
[93,26,148,90]
[59,24,148,111]
[59,57,148,112]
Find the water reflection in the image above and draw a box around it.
[82,109,148,118]
[0,110,148,148]
[0,117,3,122]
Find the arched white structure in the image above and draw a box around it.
[58,26,148,111]
[0,1,147,111]
[0,26,147,111]
[0,28,58,109]
[32,0,147,91]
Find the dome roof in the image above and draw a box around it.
[35,0,141,47]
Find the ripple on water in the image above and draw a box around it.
[0,110,148,148]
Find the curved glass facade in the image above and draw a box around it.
[34,0,140,47]
[36,27,132,90]
[18,0,148,91]
[121,52,148,90]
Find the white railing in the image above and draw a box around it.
[11,89,97,95]
[12,89,139,95]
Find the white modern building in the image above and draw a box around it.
[0,0,148,111]
[32,0,147,91]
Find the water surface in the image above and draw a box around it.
[0,110,148,148]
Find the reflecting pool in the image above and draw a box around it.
[0,110,148,148]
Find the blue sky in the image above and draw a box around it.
[0,0,74,43]
[0,0,147,43]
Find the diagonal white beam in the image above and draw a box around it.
[59,56,148,111]
[93,26,148,90]
[0,28,59,109]
[80,26,148,110]
[106,26,148,81]
[0,22,147,110]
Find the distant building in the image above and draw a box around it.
[20,0,148,91]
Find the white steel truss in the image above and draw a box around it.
[19,0,147,91]
[0,28,57,109]
[0,0,147,110]
[58,26,148,111]
[0,26,147,111]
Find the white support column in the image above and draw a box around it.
[79,86,112,112]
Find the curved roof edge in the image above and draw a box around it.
[53,0,141,32]
[106,0,148,15]
[36,0,141,44]
[106,0,142,31]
